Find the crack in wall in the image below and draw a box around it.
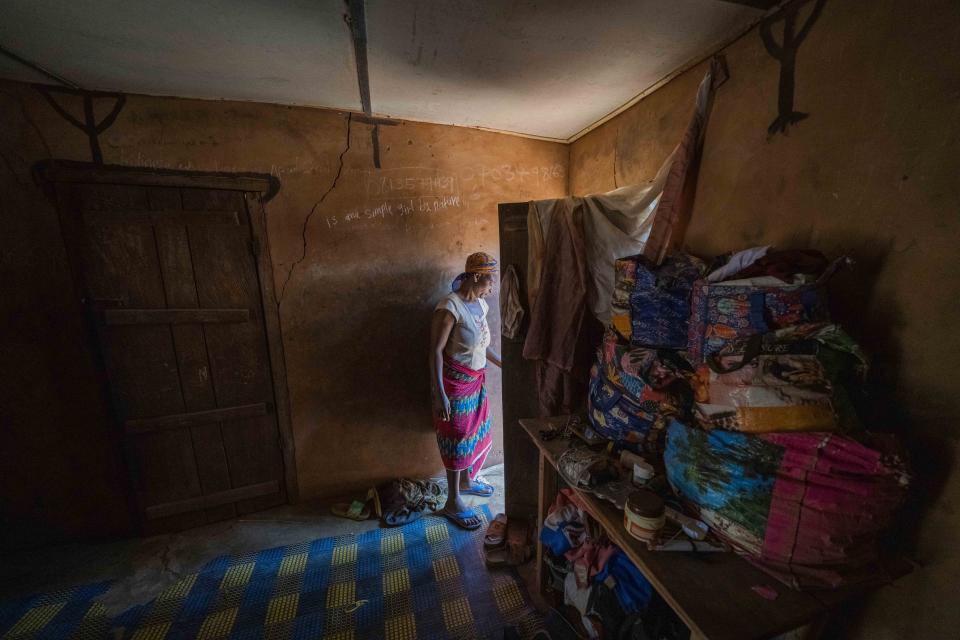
[276,112,353,307]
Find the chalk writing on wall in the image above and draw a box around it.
[351,163,565,199]
[326,195,464,229]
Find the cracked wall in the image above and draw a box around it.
[571,1,960,637]
[0,80,567,544]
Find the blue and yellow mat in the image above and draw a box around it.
[0,506,541,639]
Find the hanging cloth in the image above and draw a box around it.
[522,58,727,414]
[500,264,525,340]
[526,56,727,326]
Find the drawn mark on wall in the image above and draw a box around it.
[760,0,826,137]
[36,86,126,163]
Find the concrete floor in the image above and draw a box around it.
[0,465,507,618]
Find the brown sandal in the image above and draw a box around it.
[484,513,508,548]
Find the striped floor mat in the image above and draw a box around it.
[0,505,541,639]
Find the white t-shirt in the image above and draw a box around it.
[436,293,490,371]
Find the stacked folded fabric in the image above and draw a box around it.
[589,253,703,453]
[588,245,910,590]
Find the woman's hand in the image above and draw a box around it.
[434,391,452,422]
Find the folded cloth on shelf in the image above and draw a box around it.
[540,489,589,556]
[731,249,829,282]
[707,246,770,282]
[610,257,640,341]
[564,572,599,639]
[687,256,848,363]
[566,540,618,588]
[693,352,837,433]
[664,419,910,589]
[626,252,707,349]
[593,549,654,615]
[693,323,869,433]
[588,363,659,451]
[589,329,696,452]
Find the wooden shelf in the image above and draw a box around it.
[520,416,859,640]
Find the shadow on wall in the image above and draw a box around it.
[291,263,453,432]
[787,233,955,557]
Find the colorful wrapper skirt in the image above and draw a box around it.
[435,357,492,479]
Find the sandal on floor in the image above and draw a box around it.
[484,513,508,548]
[460,478,495,497]
[331,499,371,521]
[441,508,483,530]
[485,545,509,567]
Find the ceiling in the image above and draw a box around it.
[0,1,769,141]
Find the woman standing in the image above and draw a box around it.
[430,252,502,530]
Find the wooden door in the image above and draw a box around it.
[40,162,297,534]
[497,202,540,521]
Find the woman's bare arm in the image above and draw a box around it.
[486,347,502,369]
[430,309,456,421]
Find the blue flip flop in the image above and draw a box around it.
[460,479,495,497]
[441,508,483,530]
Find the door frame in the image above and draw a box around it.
[36,160,300,513]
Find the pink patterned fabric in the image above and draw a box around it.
[434,357,492,479]
[754,432,907,588]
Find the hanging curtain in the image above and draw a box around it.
[523,56,728,416]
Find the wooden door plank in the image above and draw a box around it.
[76,183,203,533]
[78,184,187,419]
[245,193,299,503]
[84,209,239,226]
[215,416,286,514]
[144,480,280,520]
[151,187,236,525]
[151,209,217,409]
[102,308,250,325]
[124,403,269,435]
[536,450,559,597]
[185,189,286,513]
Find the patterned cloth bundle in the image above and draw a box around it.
[664,419,909,589]
[585,244,910,590]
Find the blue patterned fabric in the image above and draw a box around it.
[687,280,831,362]
[587,365,657,451]
[628,253,705,349]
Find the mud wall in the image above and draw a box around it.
[0,81,567,544]
[570,1,960,636]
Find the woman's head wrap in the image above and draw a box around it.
[452,252,498,291]
[464,252,498,275]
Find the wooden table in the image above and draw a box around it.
[521,416,851,640]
